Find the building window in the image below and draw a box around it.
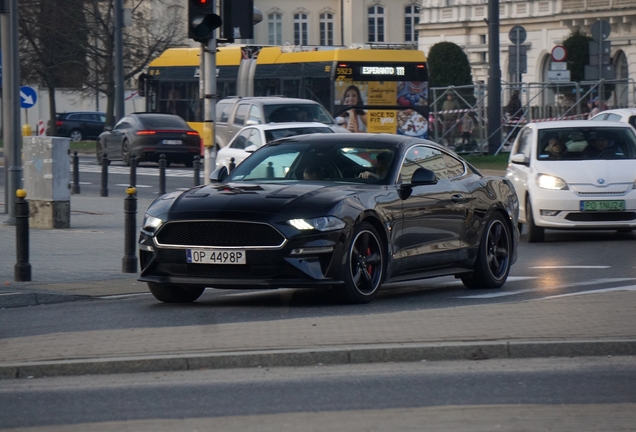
[320,13,334,46]
[368,6,384,43]
[294,13,309,45]
[268,13,282,45]
[404,5,420,42]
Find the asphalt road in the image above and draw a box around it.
[1,357,635,430]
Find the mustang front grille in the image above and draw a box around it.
[156,221,286,247]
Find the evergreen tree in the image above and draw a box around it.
[427,42,475,110]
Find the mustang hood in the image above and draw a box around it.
[150,182,361,219]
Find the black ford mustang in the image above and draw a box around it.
[139,134,519,304]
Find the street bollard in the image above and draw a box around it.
[100,153,109,197]
[71,151,80,195]
[15,189,32,282]
[158,154,167,195]
[122,187,138,273]
[229,157,236,173]
[193,155,200,186]
[129,154,137,189]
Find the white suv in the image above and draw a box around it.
[214,97,348,149]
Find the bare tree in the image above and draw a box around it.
[18,0,89,135]
[83,0,186,126]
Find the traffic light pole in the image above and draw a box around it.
[202,4,217,184]
[1,0,23,223]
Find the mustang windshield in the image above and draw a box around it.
[227,142,396,184]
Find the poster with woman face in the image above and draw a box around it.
[334,80,428,137]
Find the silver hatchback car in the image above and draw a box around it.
[214,97,348,149]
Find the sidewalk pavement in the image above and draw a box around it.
[1,179,636,380]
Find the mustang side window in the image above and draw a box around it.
[400,146,448,183]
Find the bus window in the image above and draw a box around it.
[282,79,301,98]
[254,79,279,96]
[304,77,331,109]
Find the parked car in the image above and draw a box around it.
[48,111,106,142]
[589,108,636,129]
[215,122,335,171]
[214,96,348,149]
[506,120,636,242]
[96,113,201,166]
[138,133,519,304]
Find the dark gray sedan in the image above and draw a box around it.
[97,113,201,166]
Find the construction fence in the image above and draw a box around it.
[429,79,636,154]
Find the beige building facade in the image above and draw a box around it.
[418,0,636,105]
[252,0,422,47]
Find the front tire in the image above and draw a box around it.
[147,282,205,303]
[339,222,384,304]
[462,213,512,289]
[526,199,544,243]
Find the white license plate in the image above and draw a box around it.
[162,139,182,145]
[186,249,246,265]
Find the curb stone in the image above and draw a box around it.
[2,339,635,380]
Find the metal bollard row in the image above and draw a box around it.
[122,187,138,273]
[100,153,109,197]
[158,154,167,195]
[71,151,80,194]
[15,189,32,282]
[193,155,201,186]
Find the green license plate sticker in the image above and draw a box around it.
[580,200,625,211]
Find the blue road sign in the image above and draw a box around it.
[20,85,37,109]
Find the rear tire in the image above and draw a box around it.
[122,140,132,166]
[526,199,544,243]
[69,129,83,142]
[147,282,205,303]
[461,213,512,289]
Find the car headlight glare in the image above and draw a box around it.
[537,174,568,190]
[142,214,164,231]
[289,216,345,232]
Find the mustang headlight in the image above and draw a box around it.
[142,214,164,232]
[289,216,345,232]
[537,174,568,190]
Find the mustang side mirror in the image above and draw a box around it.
[411,167,437,185]
[398,167,437,200]
[210,166,229,183]
[509,153,529,166]
[104,126,113,132]
[245,144,258,153]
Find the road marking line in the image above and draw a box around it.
[457,278,636,299]
[534,285,636,300]
[531,266,610,269]
[114,184,153,188]
[97,293,152,299]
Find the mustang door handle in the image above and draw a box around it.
[451,194,468,203]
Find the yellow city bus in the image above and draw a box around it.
[140,45,429,140]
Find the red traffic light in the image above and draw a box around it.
[191,0,211,5]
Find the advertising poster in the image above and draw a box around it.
[335,79,428,138]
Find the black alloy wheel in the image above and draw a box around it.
[462,213,511,289]
[340,222,384,304]
[147,282,205,303]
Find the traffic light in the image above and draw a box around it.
[188,0,222,43]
